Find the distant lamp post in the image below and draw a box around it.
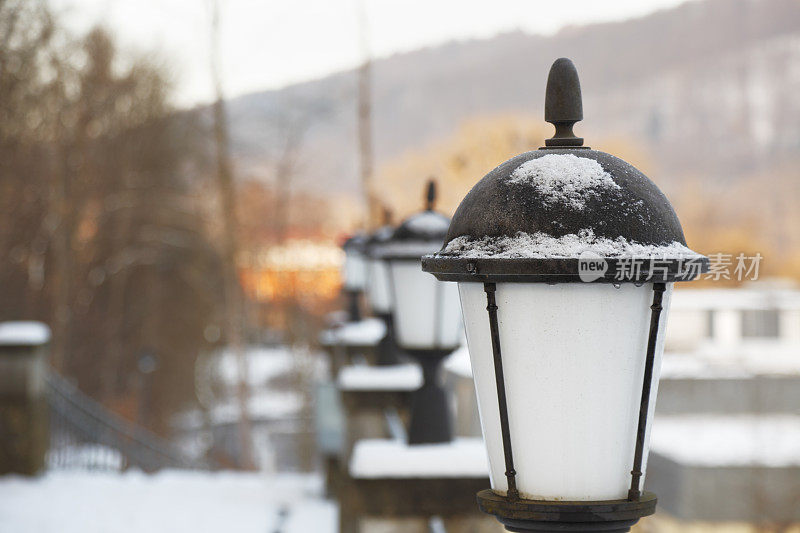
[137,349,159,428]
[375,180,462,444]
[342,233,369,322]
[422,58,709,532]
[365,219,403,365]
[0,321,50,475]
[137,350,158,375]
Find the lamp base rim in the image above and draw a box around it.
[499,519,638,532]
[476,489,657,532]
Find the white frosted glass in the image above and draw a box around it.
[389,260,462,350]
[458,282,672,501]
[366,259,392,314]
[343,252,368,291]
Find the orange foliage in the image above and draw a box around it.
[375,114,547,219]
[376,117,800,284]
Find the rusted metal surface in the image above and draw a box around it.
[477,489,656,532]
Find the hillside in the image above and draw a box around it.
[219,0,800,204]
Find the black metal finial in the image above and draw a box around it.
[425,179,437,211]
[544,58,584,148]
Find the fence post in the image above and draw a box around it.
[0,321,51,475]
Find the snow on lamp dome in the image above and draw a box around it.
[422,57,709,532]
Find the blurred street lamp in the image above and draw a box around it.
[137,350,158,375]
[137,348,159,428]
[365,221,394,317]
[365,219,403,365]
[374,180,462,444]
[342,233,369,322]
[422,58,709,531]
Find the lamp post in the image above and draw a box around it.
[374,180,462,445]
[136,349,158,428]
[365,222,403,366]
[342,232,369,322]
[422,58,709,532]
[0,321,50,475]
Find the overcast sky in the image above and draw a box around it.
[49,0,695,108]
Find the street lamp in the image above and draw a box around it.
[365,220,404,366]
[422,58,709,532]
[374,180,463,444]
[342,232,368,322]
[365,224,394,317]
[137,349,159,427]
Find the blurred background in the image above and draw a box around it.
[0,0,798,531]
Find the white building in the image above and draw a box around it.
[666,283,800,353]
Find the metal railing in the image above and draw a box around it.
[45,370,207,472]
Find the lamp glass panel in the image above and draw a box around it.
[366,259,392,314]
[389,260,462,350]
[458,282,672,501]
[343,251,367,291]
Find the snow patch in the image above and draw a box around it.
[337,363,423,391]
[0,321,51,346]
[402,211,450,236]
[508,154,621,210]
[216,346,295,389]
[178,391,303,428]
[443,345,472,379]
[349,438,488,478]
[369,225,395,245]
[214,391,302,423]
[320,318,386,346]
[0,471,335,533]
[371,240,444,259]
[440,229,700,259]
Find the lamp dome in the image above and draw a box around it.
[423,59,707,283]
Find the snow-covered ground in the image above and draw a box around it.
[0,471,336,533]
[179,390,304,428]
[350,438,487,479]
[650,415,800,467]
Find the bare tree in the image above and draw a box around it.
[270,104,319,245]
[356,0,377,227]
[207,0,255,469]
[1,0,227,435]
